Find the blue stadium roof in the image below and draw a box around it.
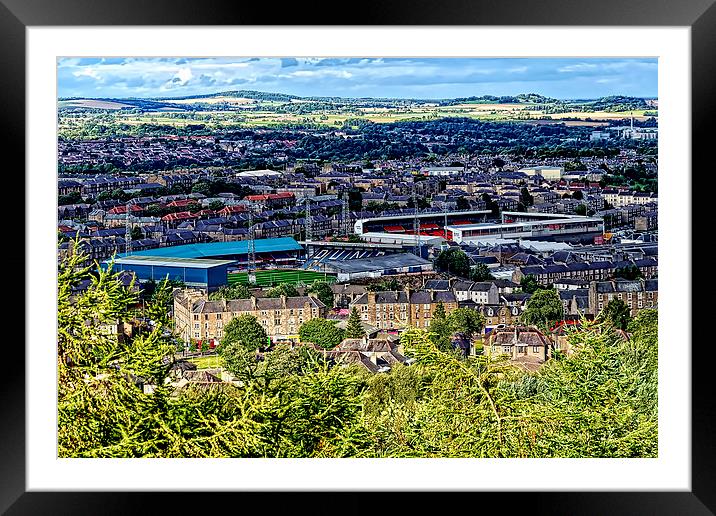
[114,237,302,260]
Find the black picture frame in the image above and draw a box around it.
[2,0,712,513]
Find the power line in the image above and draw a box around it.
[305,196,313,243]
[412,180,421,257]
[125,201,133,255]
[341,190,350,237]
[247,202,256,285]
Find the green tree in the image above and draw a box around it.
[298,318,345,349]
[574,204,588,216]
[600,299,631,330]
[220,314,268,353]
[208,200,225,211]
[572,190,584,200]
[191,181,212,196]
[433,300,447,321]
[435,248,471,278]
[58,191,82,206]
[428,300,453,352]
[520,288,564,329]
[150,277,183,318]
[520,274,539,294]
[209,283,252,300]
[345,307,365,339]
[307,281,334,309]
[366,278,401,292]
[57,238,368,459]
[471,263,493,282]
[58,240,174,457]
[446,308,485,339]
[130,226,143,241]
[266,283,300,298]
[519,187,534,207]
[614,265,642,280]
[347,188,363,212]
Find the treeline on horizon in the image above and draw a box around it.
[57,116,657,175]
[59,90,655,108]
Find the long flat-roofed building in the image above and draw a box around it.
[321,252,434,282]
[113,237,304,268]
[108,256,234,292]
[446,215,604,245]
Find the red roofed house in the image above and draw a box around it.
[107,204,144,216]
[165,199,199,209]
[218,205,247,217]
[244,192,294,208]
[161,211,199,227]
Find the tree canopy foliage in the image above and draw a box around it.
[520,289,564,329]
[298,318,345,349]
[435,248,471,278]
[600,299,632,330]
[57,241,657,458]
[208,283,252,301]
[306,281,334,309]
[345,307,365,339]
[266,283,300,298]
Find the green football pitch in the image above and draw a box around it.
[227,269,337,287]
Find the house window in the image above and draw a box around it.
[204,314,209,320]
[194,323,199,329]
[193,314,199,321]
[502,346,511,353]
[532,346,539,353]
[194,332,200,338]
[216,314,222,320]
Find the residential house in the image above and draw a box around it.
[485,326,552,371]
[173,289,327,344]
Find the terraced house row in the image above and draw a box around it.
[350,289,458,330]
[173,289,327,345]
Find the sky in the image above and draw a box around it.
[57,57,658,100]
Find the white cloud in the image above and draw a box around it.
[557,63,598,73]
[175,67,193,84]
[72,67,101,80]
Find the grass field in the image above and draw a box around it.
[58,97,657,135]
[228,269,337,287]
[188,355,223,369]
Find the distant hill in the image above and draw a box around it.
[57,90,656,122]
[159,90,301,102]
